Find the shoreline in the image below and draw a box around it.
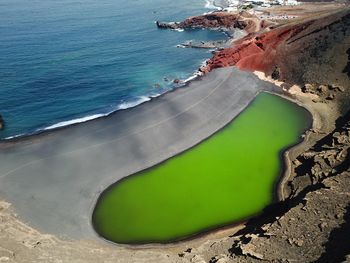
[253,72,339,201]
[0,67,278,242]
[1,70,207,141]
[86,67,333,248]
[91,89,312,247]
[155,76,339,250]
[0,74,344,256]
[0,0,228,142]
[0,66,317,249]
[0,61,344,263]
[87,70,288,248]
[0,77,318,251]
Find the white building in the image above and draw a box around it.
[277,0,299,5]
[286,0,299,5]
[227,0,240,5]
[223,0,240,11]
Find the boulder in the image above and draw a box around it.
[156,21,179,30]
[271,66,281,80]
[0,115,4,130]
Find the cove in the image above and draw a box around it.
[92,92,311,244]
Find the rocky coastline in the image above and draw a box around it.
[0,2,349,263]
[156,11,274,34]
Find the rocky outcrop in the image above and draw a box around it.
[178,40,227,49]
[156,21,180,30]
[0,115,4,130]
[344,48,350,77]
[290,110,350,195]
[301,83,345,103]
[156,11,273,33]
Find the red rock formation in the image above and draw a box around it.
[200,24,299,74]
[200,9,350,87]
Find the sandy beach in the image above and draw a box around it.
[0,67,279,241]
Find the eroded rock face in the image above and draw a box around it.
[301,83,345,103]
[292,111,350,192]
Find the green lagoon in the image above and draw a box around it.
[92,93,311,244]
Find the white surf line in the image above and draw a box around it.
[74,74,207,136]
[85,70,208,136]
[0,71,233,179]
[7,69,207,146]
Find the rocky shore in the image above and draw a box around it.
[177,40,229,49]
[156,11,273,34]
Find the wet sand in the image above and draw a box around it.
[0,67,278,240]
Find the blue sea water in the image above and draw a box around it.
[0,0,225,139]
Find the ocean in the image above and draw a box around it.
[0,0,225,139]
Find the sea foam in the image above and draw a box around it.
[117,96,151,110]
[43,113,108,131]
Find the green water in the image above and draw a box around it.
[92,93,310,244]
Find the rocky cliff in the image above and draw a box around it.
[200,9,350,90]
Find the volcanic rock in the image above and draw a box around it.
[157,11,273,34]
[0,115,4,130]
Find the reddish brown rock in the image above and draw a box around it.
[201,9,350,88]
